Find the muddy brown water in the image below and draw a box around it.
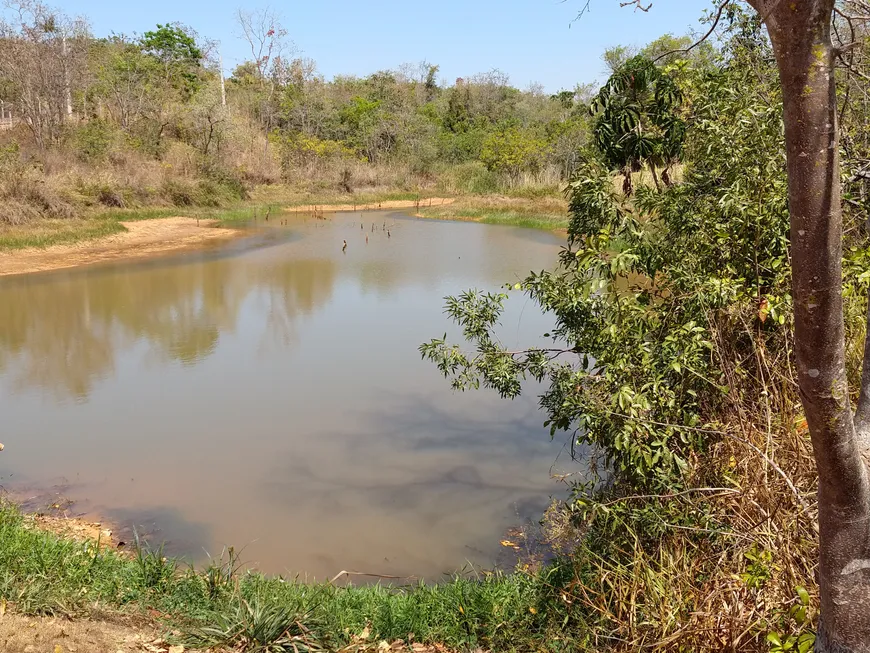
[0,211,574,579]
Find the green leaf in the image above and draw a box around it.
[795,586,810,606]
[797,633,815,653]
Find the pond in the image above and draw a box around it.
[0,210,572,579]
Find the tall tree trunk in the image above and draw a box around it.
[750,1,870,650]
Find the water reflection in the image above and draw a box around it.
[0,212,572,577]
[0,255,337,399]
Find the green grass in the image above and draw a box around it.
[92,207,187,222]
[0,218,128,251]
[417,197,569,231]
[0,502,583,651]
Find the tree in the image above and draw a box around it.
[584,3,870,646]
[233,7,292,153]
[185,81,228,156]
[479,126,548,184]
[235,6,288,81]
[590,55,685,194]
[600,1,870,648]
[423,30,810,649]
[423,63,439,102]
[420,1,869,649]
[601,44,638,73]
[90,28,201,156]
[739,2,870,650]
[90,37,162,130]
[0,0,88,147]
[139,23,204,99]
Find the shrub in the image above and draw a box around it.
[442,161,500,194]
[0,199,40,225]
[97,187,126,208]
[162,179,196,206]
[200,164,248,201]
[0,143,75,220]
[70,120,116,163]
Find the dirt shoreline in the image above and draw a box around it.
[0,200,458,277]
[0,217,242,277]
[284,197,456,213]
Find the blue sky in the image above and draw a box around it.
[49,0,713,91]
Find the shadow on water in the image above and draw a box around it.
[259,390,581,545]
[101,505,214,560]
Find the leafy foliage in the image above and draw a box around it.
[422,16,826,649]
[424,38,788,492]
[479,127,549,182]
[590,55,686,194]
[139,23,204,98]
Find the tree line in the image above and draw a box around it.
[0,0,608,199]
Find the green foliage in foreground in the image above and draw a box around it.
[421,14,825,650]
[0,503,581,651]
[422,15,789,495]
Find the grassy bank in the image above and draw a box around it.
[416,195,568,230]
[0,502,579,652]
[0,188,568,252]
[0,217,128,250]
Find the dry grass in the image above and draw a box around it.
[610,165,686,195]
[536,305,819,651]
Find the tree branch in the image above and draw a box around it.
[652,0,730,63]
[619,0,651,10]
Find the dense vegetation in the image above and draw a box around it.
[421,7,870,651]
[0,1,707,246]
[0,0,600,235]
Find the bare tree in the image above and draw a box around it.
[234,6,294,153]
[187,82,228,156]
[0,0,88,147]
[234,6,289,80]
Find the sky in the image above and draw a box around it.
[43,0,714,92]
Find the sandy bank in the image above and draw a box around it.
[0,217,241,277]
